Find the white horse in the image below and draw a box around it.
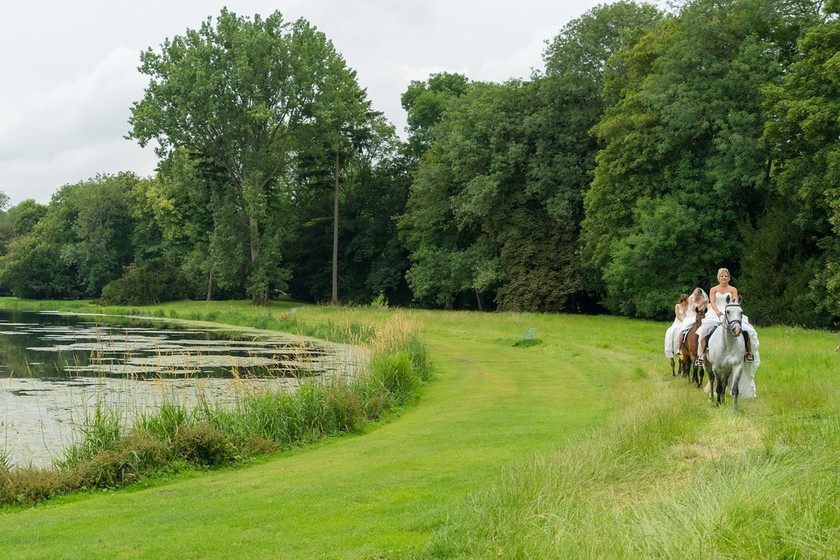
[705,295,746,412]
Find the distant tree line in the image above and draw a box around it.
[0,0,837,328]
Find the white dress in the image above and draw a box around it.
[664,305,688,358]
[698,291,760,398]
[672,293,707,349]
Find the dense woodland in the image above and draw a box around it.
[0,0,838,328]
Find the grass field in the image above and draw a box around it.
[0,299,838,558]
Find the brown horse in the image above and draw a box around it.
[679,306,707,387]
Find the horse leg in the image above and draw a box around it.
[697,364,705,390]
[720,371,732,407]
[708,372,715,402]
[670,357,675,377]
[731,365,743,413]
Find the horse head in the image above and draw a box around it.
[694,305,707,326]
[723,294,743,337]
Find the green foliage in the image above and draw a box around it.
[401,72,470,159]
[739,197,828,326]
[602,196,707,318]
[763,5,840,319]
[0,0,835,327]
[172,423,234,467]
[0,174,140,299]
[6,199,47,237]
[585,0,823,318]
[129,9,361,304]
[100,258,187,306]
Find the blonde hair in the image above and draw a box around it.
[717,268,730,281]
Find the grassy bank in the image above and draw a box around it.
[0,307,429,507]
[0,299,838,558]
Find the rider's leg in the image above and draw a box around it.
[697,328,715,366]
[743,332,754,362]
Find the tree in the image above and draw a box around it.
[7,200,48,237]
[763,0,840,320]
[584,0,820,318]
[398,86,501,310]
[0,175,137,298]
[400,72,470,160]
[129,9,352,304]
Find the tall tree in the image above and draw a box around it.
[400,72,470,160]
[763,0,840,321]
[128,9,352,303]
[398,83,501,310]
[584,0,820,318]
[0,174,138,298]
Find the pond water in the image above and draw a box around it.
[0,309,363,467]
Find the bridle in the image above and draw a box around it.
[723,303,743,336]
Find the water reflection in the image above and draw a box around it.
[0,309,362,467]
[0,309,330,379]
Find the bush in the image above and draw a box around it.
[171,423,234,467]
[0,464,62,505]
[100,258,187,305]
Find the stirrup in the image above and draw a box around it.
[745,353,755,363]
[695,355,705,367]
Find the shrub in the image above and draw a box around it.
[64,449,135,489]
[0,464,62,505]
[171,423,234,467]
[99,258,187,305]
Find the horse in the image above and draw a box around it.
[705,295,745,412]
[679,306,707,388]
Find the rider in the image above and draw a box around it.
[697,268,754,365]
[665,293,689,373]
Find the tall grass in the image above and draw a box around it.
[423,324,840,559]
[0,313,429,506]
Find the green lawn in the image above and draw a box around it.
[0,301,838,558]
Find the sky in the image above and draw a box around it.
[0,0,670,206]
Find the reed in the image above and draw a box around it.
[0,310,430,506]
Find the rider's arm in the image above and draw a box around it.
[674,303,681,321]
[709,287,722,316]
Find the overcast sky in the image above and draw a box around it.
[0,0,670,206]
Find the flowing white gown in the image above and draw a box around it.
[698,291,759,398]
[673,292,708,347]
[665,305,689,358]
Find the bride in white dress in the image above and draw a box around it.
[697,268,760,398]
[673,288,709,337]
[665,293,689,374]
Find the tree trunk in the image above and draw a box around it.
[445,295,454,311]
[332,149,340,305]
[249,216,265,305]
[206,270,213,302]
[475,289,484,312]
[249,216,260,263]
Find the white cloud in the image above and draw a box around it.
[0,46,154,203]
[0,0,675,206]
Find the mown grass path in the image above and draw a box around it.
[0,307,631,558]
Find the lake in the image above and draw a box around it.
[0,309,363,467]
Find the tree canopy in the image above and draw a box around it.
[0,0,836,328]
